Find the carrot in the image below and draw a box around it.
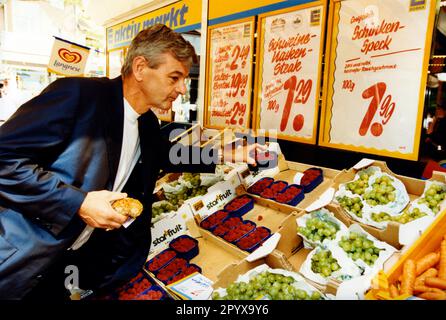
[439,240,446,279]
[400,259,416,296]
[425,277,446,290]
[414,268,438,287]
[418,291,446,300]
[415,252,440,276]
[389,284,399,298]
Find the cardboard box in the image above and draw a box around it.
[238,160,340,213]
[212,250,294,290]
[148,204,197,255]
[189,236,247,283]
[193,184,305,262]
[330,159,446,248]
[187,173,241,220]
[144,230,249,300]
[273,208,382,296]
[386,208,446,284]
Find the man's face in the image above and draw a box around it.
[139,52,190,110]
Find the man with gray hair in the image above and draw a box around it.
[0,24,264,300]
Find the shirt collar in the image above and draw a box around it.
[123,98,141,123]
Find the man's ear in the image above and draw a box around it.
[132,56,148,81]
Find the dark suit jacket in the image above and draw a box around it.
[0,76,216,299]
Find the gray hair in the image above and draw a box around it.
[121,24,197,77]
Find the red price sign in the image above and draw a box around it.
[359,82,396,137]
[207,19,254,129]
[228,72,249,98]
[280,75,313,132]
[226,102,247,126]
[229,45,251,70]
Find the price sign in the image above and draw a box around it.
[254,1,326,143]
[319,0,436,160]
[206,18,255,130]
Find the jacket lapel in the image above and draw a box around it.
[104,76,124,189]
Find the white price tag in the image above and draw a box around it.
[167,272,214,300]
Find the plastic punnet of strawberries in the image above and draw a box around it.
[117,278,153,300]
[146,249,176,272]
[301,168,322,186]
[167,265,201,285]
[134,289,164,300]
[156,258,188,282]
[213,217,243,237]
[236,227,271,251]
[260,181,288,198]
[275,186,302,204]
[247,178,274,194]
[225,196,251,212]
[200,210,229,230]
[223,222,255,242]
[171,237,196,253]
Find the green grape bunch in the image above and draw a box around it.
[418,184,446,214]
[298,217,339,243]
[151,202,177,219]
[212,271,323,300]
[337,196,363,218]
[165,185,208,206]
[311,250,341,278]
[182,172,202,187]
[363,175,396,206]
[346,172,370,195]
[371,208,427,224]
[338,232,381,266]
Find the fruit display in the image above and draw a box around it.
[167,264,202,285]
[151,201,177,220]
[115,272,154,300]
[310,249,341,278]
[274,185,304,206]
[164,185,209,206]
[235,227,271,252]
[336,195,364,218]
[156,257,189,284]
[223,221,256,243]
[212,271,323,300]
[363,175,396,206]
[346,172,370,196]
[247,177,274,195]
[298,216,339,243]
[417,183,446,214]
[169,235,199,260]
[133,287,165,300]
[301,168,323,192]
[338,232,382,266]
[371,208,427,224]
[224,195,254,216]
[200,210,229,231]
[145,249,177,273]
[181,172,201,188]
[212,217,243,237]
[260,181,288,199]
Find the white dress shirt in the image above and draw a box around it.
[70,98,141,250]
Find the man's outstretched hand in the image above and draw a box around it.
[78,190,129,230]
[221,143,268,165]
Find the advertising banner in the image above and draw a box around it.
[319,0,436,160]
[254,1,326,143]
[48,37,90,76]
[205,18,255,130]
